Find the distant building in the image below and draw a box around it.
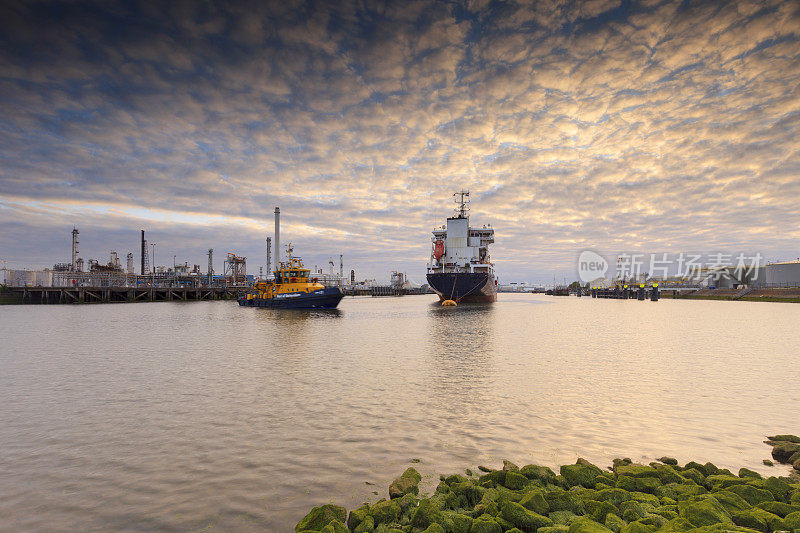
[764,260,800,287]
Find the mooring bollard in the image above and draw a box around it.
[651,283,659,301]
[638,283,645,300]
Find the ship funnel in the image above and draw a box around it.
[274,207,280,268]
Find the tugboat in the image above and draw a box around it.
[238,245,344,309]
[426,191,497,303]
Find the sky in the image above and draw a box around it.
[1,0,799,284]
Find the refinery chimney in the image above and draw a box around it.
[274,207,280,268]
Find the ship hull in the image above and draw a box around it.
[238,287,344,309]
[426,272,497,303]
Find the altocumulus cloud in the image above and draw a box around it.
[0,0,798,281]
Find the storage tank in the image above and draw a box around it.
[764,261,800,287]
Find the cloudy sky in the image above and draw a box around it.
[1,0,798,283]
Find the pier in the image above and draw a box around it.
[2,285,238,305]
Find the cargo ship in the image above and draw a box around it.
[426,191,497,303]
[238,246,343,309]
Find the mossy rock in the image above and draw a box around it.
[619,500,647,522]
[650,508,678,520]
[771,442,800,463]
[655,481,706,501]
[593,488,631,506]
[658,517,695,532]
[451,481,485,507]
[630,492,660,506]
[655,465,686,485]
[319,519,349,533]
[703,463,722,476]
[501,500,554,530]
[562,463,603,488]
[504,471,528,490]
[469,514,502,533]
[767,434,800,443]
[479,470,506,487]
[520,464,558,483]
[371,499,402,525]
[503,460,520,472]
[683,462,708,476]
[539,527,570,533]
[727,484,775,505]
[640,514,668,528]
[545,489,587,514]
[520,487,549,515]
[615,465,659,478]
[549,510,579,525]
[706,490,751,512]
[446,511,473,533]
[755,500,800,517]
[677,497,733,527]
[791,490,800,506]
[760,476,792,501]
[604,513,624,533]
[706,475,748,490]
[353,515,375,533]
[619,520,657,533]
[349,505,371,530]
[784,510,800,530]
[660,457,678,466]
[410,499,440,529]
[446,474,468,485]
[738,468,762,479]
[585,501,618,523]
[681,468,706,486]
[568,517,615,533]
[295,504,348,532]
[389,476,420,499]
[421,524,446,533]
[731,507,785,533]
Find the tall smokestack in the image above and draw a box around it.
[141,230,145,275]
[274,207,280,268]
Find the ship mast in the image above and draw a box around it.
[454,190,470,218]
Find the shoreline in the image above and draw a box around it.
[296,436,800,532]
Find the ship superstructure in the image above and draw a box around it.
[426,191,497,303]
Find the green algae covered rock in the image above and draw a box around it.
[319,519,349,533]
[567,516,614,533]
[410,499,440,529]
[353,515,374,533]
[677,497,733,527]
[479,470,506,487]
[619,500,648,521]
[585,500,618,523]
[660,457,679,466]
[504,471,528,490]
[549,510,579,525]
[730,507,785,533]
[562,463,603,488]
[520,487,549,515]
[469,514,502,533]
[501,500,554,530]
[655,465,686,485]
[370,499,401,525]
[761,476,793,501]
[706,490,751,512]
[755,500,800,517]
[521,464,558,483]
[421,524,445,533]
[683,462,708,476]
[738,468,762,479]
[616,465,659,478]
[545,489,586,514]
[348,504,371,530]
[768,434,800,443]
[726,483,775,505]
[681,468,705,486]
[604,513,624,533]
[295,504,348,532]
[503,460,520,472]
[784,510,800,530]
[389,468,422,499]
[771,442,800,463]
[659,517,695,532]
[446,511,473,533]
[595,488,632,506]
[631,492,660,506]
[620,520,657,533]
[539,527,570,533]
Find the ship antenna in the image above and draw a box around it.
[454,190,470,218]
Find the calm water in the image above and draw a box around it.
[1,294,798,531]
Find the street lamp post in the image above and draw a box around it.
[173,255,177,287]
[151,242,156,286]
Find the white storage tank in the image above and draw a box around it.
[764,261,800,287]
